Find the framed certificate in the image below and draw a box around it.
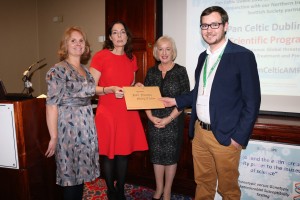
[123,86,165,110]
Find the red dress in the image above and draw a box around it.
[91,49,148,158]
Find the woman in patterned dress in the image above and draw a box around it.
[144,36,190,200]
[89,20,148,200]
[45,26,100,200]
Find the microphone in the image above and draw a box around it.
[23,58,46,77]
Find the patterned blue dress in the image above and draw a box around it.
[46,60,100,186]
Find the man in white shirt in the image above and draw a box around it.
[161,6,261,199]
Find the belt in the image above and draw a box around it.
[199,120,212,131]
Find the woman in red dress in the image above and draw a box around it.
[89,20,148,200]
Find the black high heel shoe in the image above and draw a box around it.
[152,193,163,200]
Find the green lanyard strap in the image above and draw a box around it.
[202,50,224,89]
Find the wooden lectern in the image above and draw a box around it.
[0,98,62,200]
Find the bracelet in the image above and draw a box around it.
[169,115,174,121]
[103,87,106,94]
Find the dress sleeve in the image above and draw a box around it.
[144,66,155,86]
[144,68,151,86]
[90,50,105,72]
[46,66,66,105]
[178,66,190,95]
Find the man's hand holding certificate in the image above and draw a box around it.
[123,86,165,110]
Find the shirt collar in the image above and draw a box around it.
[206,38,228,55]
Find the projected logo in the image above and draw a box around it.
[295,182,300,194]
[293,182,300,200]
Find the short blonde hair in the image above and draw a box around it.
[153,35,177,61]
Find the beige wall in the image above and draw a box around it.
[0,0,39,94]
[0,0,105,96]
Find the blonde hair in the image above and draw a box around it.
[57,26,91,64]
[153,35,177,61]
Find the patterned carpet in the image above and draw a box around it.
[83,178,193,200]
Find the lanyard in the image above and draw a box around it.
[202,50,224,90]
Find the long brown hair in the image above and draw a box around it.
[103,20,133,60]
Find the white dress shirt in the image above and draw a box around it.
[196,39,228,124]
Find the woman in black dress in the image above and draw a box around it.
[144,35,190,200]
